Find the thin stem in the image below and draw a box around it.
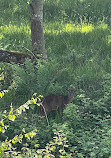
[41,104,49,126]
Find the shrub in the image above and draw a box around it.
[0,91,73,158]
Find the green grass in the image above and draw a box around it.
[0,0,111,99]
[44,21,110,59]
[0,24,31,52]
[44,0,111,24]
[0,20,110,93]
[0,1,111,157]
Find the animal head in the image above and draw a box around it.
[67,88,75,102]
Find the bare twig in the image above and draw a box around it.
[41,103,49,126]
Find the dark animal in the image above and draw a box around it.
[40,89,75,115]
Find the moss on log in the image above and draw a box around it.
[0,50,32,64]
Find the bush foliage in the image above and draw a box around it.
[0,0,111,157]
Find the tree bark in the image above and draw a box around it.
[30,0,47,59]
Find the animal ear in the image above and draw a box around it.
[67,88,70,92]
[67,88,75,96]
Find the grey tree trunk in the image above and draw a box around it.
[30,0,47,59]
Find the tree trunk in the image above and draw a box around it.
[30,0,47,59]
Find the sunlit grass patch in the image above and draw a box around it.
[0,24,31,35]
[64,23,94,33]
[44,22,94,35]
[44,21,108,35]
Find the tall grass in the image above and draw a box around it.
[0,0,29,26]
[0,19,110,82]
[44,0,111,24]
[0,0,111,99]
[0,25,31,52]
[0,0,110,25]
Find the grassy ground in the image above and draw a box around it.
[0,1,111,157]
[0,0,111,98]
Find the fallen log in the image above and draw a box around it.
[0,49,32,64]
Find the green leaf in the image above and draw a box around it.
[8,115,12,121]
[2,115,7,118]
[0,121,4,127]
[25,134,28,138]
[12,115,16,121]
[22,128,25,133]
[0,126,2,133]
[12,140,16,144]
[0,92,3,98]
